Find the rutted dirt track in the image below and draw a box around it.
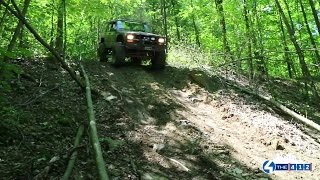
[84,62,320,180]
[2,60,320,179]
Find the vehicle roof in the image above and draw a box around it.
[109,19,147,24]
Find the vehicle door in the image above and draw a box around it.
[105,22,117,48]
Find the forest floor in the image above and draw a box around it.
[1,59,320,180]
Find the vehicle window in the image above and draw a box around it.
[144,24,151,33]
[109,23,116,31]
[116,21,123,30]
[116,21,151,32]
[112,23,117,30]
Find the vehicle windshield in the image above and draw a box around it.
[117,21,151,33]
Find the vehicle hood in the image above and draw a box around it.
[123,31,163,37]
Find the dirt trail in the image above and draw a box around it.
[3,60,319,179]
[85,62,320,180]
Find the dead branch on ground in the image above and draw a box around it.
[80,63,109,180]
[227,82,320,132]
[62,124,84,180]
[19,85,60,106]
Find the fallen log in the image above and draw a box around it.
[62,124,84,180]
[80,64,109,180]
[227,82,320,132]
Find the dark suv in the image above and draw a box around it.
[98,19,167,69]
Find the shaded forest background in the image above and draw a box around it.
[1,0,320,102]
[1,0,320,179]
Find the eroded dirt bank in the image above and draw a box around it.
[1,60,319,179]
[85,61,320,180]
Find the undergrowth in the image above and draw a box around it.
[167,44,223,69]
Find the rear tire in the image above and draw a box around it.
[151,51,166,69]
[111,42,126,67]
[131,57,142,66]
[98,43,107,62]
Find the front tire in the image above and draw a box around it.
[111,42,126,67]
[131,57,142,66]
[98,43,107,62]
[151,51,166,69]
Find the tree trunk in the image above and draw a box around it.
[63,0,66,60]
[170,0,181,41]
[173,17,180,41]
[0,5,8,26]
[275,0,319,100]
[164,12,168,44]
[284,0,295,32]
[190,0,200,47]
[0,4,8,34]
[19,25,24,48]
[80,64,109,180]
[56,0,64,55]
[243,0,253,80]
[299,0,320,67]
[6,0,31,53]
[308,0,320,37]
[90,18,95,51]
[214,0,233,61]
[160,0,168,50]
[252,2,268,80]
[279,16,296,78]
[50,0,54,47]
[192,15,200,47]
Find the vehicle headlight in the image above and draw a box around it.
[158,38,165,43]
[151,37,156,41]
[127,34,134,40]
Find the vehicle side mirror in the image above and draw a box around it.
[100,38,105,43]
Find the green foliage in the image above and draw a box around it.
[0,105,21,145]
[0,106,20,126]
[168,43,221,69]
[0,58,23,92]
[0,59,22,144]
[1,0,319,79]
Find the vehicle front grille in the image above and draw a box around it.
[136,35,158,45]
